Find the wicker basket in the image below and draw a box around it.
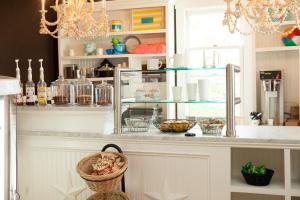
[76,152,128,192]
[87,191,129,200]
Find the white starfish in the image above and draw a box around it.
[52,171,87,200]
[144,179,188,200]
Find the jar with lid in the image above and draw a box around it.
[51,76,72,105]
[75,75,94,106]
[95,82,113,106]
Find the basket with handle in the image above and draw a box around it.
[76,144,128,193]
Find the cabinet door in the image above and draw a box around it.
[124,146,231,200]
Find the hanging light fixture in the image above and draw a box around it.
[39,0,109,39]
[223,0,300,35]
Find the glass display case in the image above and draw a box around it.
[114,65,241,136]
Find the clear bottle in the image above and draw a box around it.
[37,59,47,106]
[25,59,35,106]
[95,82,113,106]
[75,75,94,106]
[14,59,24,106]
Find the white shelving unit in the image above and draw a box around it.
[57,0,174,80]
[230,147,300,200]
[255,20,300,119]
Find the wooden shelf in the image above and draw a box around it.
[109,29,167,36]
[272,20,297,26]
[256,46,300,53]
[231,177,285,196]
[61,53,167,60]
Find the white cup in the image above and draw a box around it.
[187,83,197,101]
[267,119,274,126]
[69,49,75,56]
[172,86,182,101]
[97,48,104,55]
[147,59,163,70]
[169,54,185,68]
[198,79,210,101]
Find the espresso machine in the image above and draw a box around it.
[259,70,284,125]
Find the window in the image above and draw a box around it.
[176,6,244,118]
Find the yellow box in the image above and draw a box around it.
[131,7,164,31]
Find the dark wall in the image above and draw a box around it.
[0,0,58,84]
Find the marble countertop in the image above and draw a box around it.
[0,76,20,96]
[20,125,300,146]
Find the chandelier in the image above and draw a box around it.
[39,0,109,39]
[223,0,300,35]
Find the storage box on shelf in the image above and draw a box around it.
[231,148,285,196]
[58,0,174,83]
[255,20,300,120]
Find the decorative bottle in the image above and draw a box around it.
[14,59,24,106]
[37,59,47,105]
[25,59,35,106]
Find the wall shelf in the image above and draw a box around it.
[256,46,300,53]
[231,178,285,196]
[109,29,167,36]
[60,53,167,60]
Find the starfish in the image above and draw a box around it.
[52,171,87,200]
[144,179,188,200]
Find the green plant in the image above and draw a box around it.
[242,161,266,175]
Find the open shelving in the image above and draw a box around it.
[231,193,284,200]
[291,150,300,196]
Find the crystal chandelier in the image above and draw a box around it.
[223,0,300,35]
[39,0,109,39]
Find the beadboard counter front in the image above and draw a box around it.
[17,118,300,200]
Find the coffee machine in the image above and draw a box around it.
[259,70,284,125]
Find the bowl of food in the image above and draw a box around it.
[197,118,225,135]
[153,119,197,133]
[124,117,151,132]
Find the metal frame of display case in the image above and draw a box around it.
[114,64,241,136]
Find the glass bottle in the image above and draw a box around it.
[37,59,47,106]
[75,75,94,106]
[95,82,113,106]
[25,59,35,106]
[51,76,72,105]
[14,59,24,106]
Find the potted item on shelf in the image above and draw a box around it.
[197,118,225,135]
[74,75,94,106]
[241,161,274,186]
[95,82,113,106]
[153,119,197,133]
[250,112,262,126]
[94,59,115,77]
[51,76,73,106]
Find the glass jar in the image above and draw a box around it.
[75,75,94,106]
[51,76,72,105]
[95,82,113,106]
